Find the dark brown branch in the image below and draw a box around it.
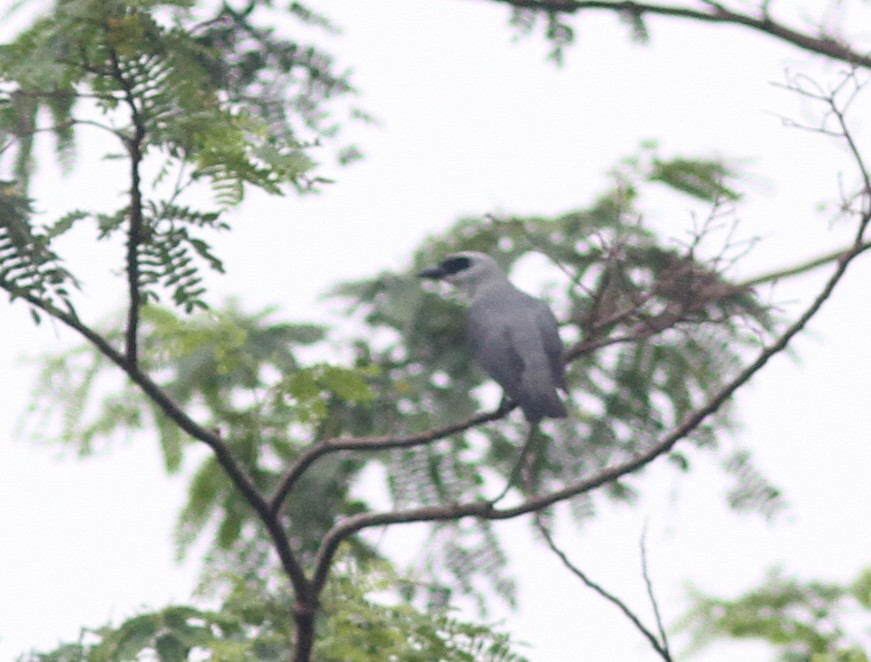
[481,0,871,69]
[311,197,871,595]
[106,39,147,366]
[534,514,673,661]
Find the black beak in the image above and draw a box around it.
[417,266,447,279]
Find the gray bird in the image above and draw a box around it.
[418,251,567,422]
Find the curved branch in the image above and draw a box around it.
[311,200,871,595]
[483,0,871,69]
[268,404,512,515]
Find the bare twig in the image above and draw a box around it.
[640,524,671,656]
[486,212,587,290]
[534,514,673,661]
[739,240,871,288]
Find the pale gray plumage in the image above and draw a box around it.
[418,251,567,422]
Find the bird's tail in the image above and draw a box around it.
[519,367,567,422]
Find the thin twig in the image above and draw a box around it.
[640,524,671,657]
[739,240,871,288]
[534,513,673,661]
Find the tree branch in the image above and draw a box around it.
[480,0,871,69]
[268,404,512,515]
[106,38,147,366]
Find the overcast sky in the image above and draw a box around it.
[2,1,871,660]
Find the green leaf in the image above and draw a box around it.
[680,566,871,660]
[322,365,375,403]
[851,568,871,610]
[650,157,741,202]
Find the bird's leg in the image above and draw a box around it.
[489,423,540,505]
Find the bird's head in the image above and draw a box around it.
[417,251,507,295]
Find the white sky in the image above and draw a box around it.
[2,1,871,660]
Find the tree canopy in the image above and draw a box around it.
[2,1,871,661]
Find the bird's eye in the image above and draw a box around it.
[439,256,472,274]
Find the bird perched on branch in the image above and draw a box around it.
[418,251,567,423]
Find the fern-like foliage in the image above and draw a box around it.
[0,0,361,318]
[18,558,530,662]
[0,182,77,320]
[0,0,354,195]
[681,566,871,661]
[509,7,576,64]
[136,202,227,311]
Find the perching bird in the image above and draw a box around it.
[418,251,567,423]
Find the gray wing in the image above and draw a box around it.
[534,300,566,391]
[467,301,525,402]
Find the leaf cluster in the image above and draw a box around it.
[681,566,871,662]
[508,4,651,64]
[0,182,77,320]
[0,0,362,317]
[0,0,354,191]
[318,560,529,662]
[22,302,377,564]
[17,558,529,662]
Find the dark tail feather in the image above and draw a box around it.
[519,369,567,422]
